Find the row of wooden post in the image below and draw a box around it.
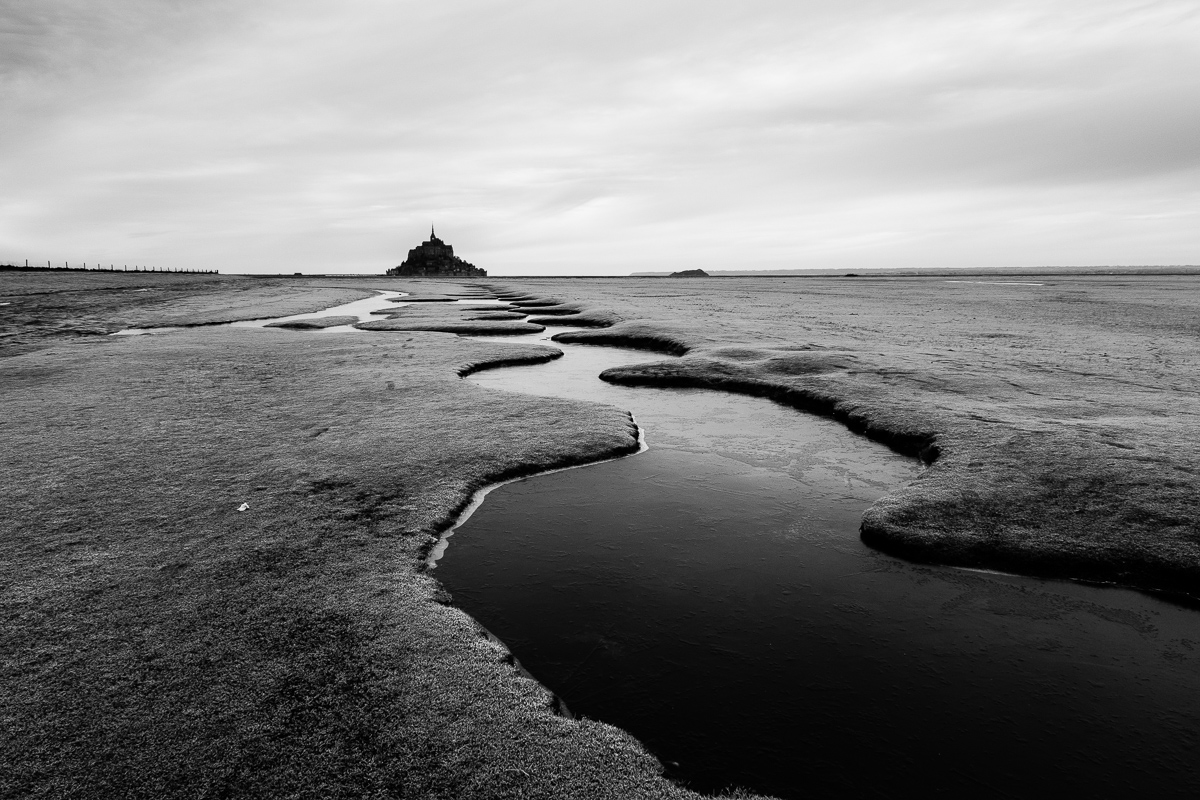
[20,259,217,274]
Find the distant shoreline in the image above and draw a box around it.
[7,263,1199,279]
[631,265,1200,277]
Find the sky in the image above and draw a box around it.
[1,0,1198,275]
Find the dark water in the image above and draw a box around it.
[435,329,1200,798]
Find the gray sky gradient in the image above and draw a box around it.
[2,0,1197,274]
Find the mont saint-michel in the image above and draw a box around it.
[386,228,486,277]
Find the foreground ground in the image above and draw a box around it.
[4,270,1199,798]
[1,273,709,799]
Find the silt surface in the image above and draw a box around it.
[437,319,1200,798]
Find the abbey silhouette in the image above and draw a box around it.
[387,227,486,277]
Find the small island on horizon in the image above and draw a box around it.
[387,228,486,277]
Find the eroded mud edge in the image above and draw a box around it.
[599,367,938,462]
[486,284,1200,601]
[414,342,655,729]
[418,409,643,569]
[416,407,643,718]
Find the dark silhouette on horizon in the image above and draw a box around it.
[387,227,486,277]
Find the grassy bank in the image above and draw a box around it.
[14,268,1194,797]
[1,274,714,799]
[265,315,362,329]
[356,296,548,336]
[482,276,1200,597]
[0,273,380,356]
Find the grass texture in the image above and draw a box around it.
[17,269,1191,797]
[1,274,720,800]
[0,273,375,356]
[358,300,547,336]
[484,275,1200,597]
[265,315,362,329]
[466,312,532,321]
[528,309,622,328]
[356,318,546,336]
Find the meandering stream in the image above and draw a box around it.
[171,289,1200,798]
[436,320,1200,798]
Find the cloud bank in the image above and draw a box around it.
[2,0,1197,274]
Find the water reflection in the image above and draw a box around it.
[438,332,1200,798]
[229,289,405,329]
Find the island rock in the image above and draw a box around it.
[387,228,487,277]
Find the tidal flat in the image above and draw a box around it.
[494,274,1200,595]
[1,274,684,800]
[441,312,1200,797]
[3,271,1199,799]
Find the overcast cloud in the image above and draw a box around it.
[1,0,1197,274]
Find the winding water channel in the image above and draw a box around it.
[436,319,1200,798]
[175,290,1200,797]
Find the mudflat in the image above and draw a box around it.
[0,273,694,800]
[0,272,375,356]
[4,270,1199,799]
[485,274,1200,596]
